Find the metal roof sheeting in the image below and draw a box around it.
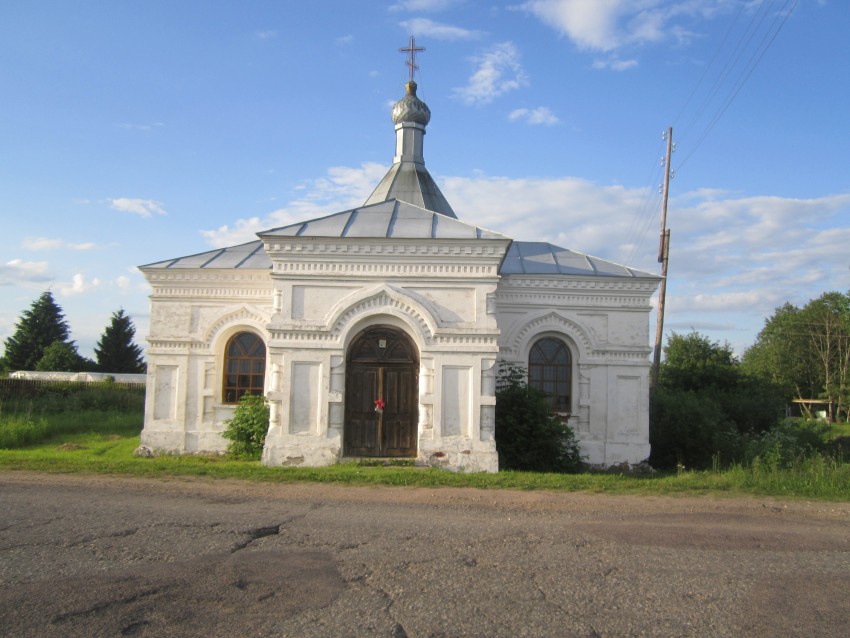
[364,162,457,219]
[140,205,657,281]
[139,240,271,270]
[260,200,504,241]
[499,241,658,279]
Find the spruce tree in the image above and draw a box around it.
[94,309,146,373]
[1,291,71,372]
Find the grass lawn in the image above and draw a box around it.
[2,383,849,501]
[2,426,849,501]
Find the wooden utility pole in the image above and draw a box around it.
[651,127,673,390]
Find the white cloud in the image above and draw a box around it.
[454,42,528,106]
[57,273,101,297]
[521,0,630,51]
[509,107,560,125]
[669,290,785,314]
[200,158,850,355]
[441,174,649,261]
[109,198,167,218]
[256,30,277,41]
[654,192,850,351]
[335,34,354,45]
[440,175,850,352]
[201,162,388,247]
[0,259,51,286]
[399,18,481,40]
[520,0,729,54]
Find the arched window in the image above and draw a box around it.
[223,332,266,403]
[528,337,572,413]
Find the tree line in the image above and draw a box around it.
[742,291,849,422]
[651,289,850,470]
[0,291,146,375]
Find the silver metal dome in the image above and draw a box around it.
[364,77,457,218]
[391,81,431,126]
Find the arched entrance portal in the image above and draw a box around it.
[344,325,419,457]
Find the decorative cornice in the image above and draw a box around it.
[145,270,270,284]
[265,240,507,258]
[147,339,206,352]
[498,345,652,363]
[433,334,499,347]
[149,287,271,299]
[498,276,658,293]
[145,270,272,299]
[496,291,653,309]
[272,261,500,277]
[268,285,501,350]
[593,348,653,361]
[267,329,499,350]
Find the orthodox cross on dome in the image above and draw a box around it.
[399,36,425,82]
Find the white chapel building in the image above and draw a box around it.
[139,62,660,472]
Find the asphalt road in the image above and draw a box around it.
[1,472,849,637]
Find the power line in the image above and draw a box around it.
[677,0,799,170]
[622,135,665,266]
[677,0,773,145]
[624,1,799,278]
[672,0,747,133]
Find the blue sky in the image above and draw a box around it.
[1,0,848,362]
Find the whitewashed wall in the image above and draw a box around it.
[139,268,273,453]
[496,275,657,467]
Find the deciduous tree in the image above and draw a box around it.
[743,291,850,421]
[660,331,738,393]
[35,341,85,372]
[651,331,785,470]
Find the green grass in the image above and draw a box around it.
[1,397,848,501]
[2,428,849,500]
[827,421,850,440]
[0,409,141,448]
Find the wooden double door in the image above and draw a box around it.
[344,326,418,458]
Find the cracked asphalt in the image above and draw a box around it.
[1,472,849,637]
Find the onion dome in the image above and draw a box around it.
[391,81,431,126]
[363,51,456,219]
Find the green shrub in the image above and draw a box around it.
[714,376,787,436]
[495,362,585,473]
[221,393,270,460]
[650,331,789,471]
[649,388,743,470]
[744,418,831,468]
